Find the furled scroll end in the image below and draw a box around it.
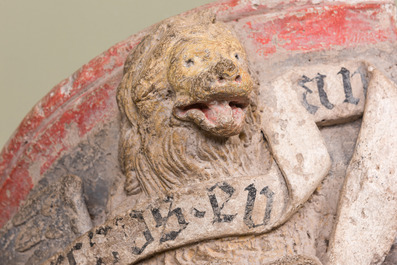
[280,121,332,218]
[259,80,331,221]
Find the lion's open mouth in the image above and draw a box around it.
[174,98,249,137]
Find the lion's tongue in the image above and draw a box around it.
[203,101,234,125]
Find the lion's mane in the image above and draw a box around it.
[117,13,272,197]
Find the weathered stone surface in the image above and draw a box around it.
[1,0,396,231]
[1,1,397,264]
[43,13,331,265]
[260,72,331,214]
[328,69,397,264]
[139,119,361,264]
[42,122,120,227]
[0,175,91,265]
[276,61,369,126]
[43,165,288,264]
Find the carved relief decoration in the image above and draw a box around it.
[1,1,397,265]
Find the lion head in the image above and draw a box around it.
[117,13,271,197]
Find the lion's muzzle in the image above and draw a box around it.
[174,97,248,137]
[167,28,254,138]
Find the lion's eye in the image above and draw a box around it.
[185,59,194,67]
[234,53,240,60]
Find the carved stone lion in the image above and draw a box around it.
[115,12,331,265]
[113,10,397,265]
[117,13,272,198]
[2,3,397,265]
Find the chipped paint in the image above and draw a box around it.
[240,3,397,57]
[0,0,396,229]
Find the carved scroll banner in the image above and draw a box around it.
[44,70,331,263]
[259,67,331,215]
[1,0,397,264]
[43,165,288,264]
[328,70,397,264]
[284,61,369,126]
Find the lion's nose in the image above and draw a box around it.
[214,58,242,84]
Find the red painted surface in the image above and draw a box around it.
[0,37,142,228]
[0,0,396,229]
[0,162,33,226]
[241,3,396,57]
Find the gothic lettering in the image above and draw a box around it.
[207,182,237,223]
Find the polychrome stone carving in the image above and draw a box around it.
[116,12,260,197]
[1,1,397,265]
